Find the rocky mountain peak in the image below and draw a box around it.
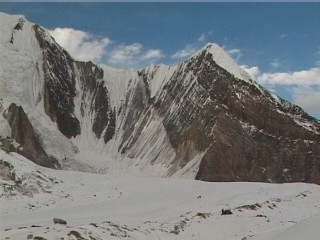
[192,42,252,82]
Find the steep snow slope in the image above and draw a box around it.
[0,13,42,108]
[140,64,177,98]
[1,150,320,240]
[0,12,77,161]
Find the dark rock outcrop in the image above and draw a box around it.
[34,24,115,143]
[118,78,150,154]
[3,103,54,168]
[34,25,80,139]
[75,61,116,143]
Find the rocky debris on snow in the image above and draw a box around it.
[237,203,262,211]
[221,209,233,215]
[67,231,86,240]
[0,159,17,182]
[32,237,47,240]
[53,218,67,225]
[195,212,211,219]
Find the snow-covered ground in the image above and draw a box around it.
[1,149,320,240]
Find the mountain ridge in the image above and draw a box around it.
[0,12,319,183]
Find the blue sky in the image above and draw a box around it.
[0,2,320,119]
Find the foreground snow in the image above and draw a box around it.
[1,150,320,240]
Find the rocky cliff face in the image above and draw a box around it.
[33,25,116,142]
[0,12,319,183]
[1,103,54,168]
[152,48,320,183]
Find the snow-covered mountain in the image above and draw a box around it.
[1,11,320,240]
[0,12,320,183]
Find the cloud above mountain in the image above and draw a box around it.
[49,28,111,62]
[242,65,320,117]
[109,43,164,66]
[49,27,163,69]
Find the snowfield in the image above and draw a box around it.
[1,149,320,240]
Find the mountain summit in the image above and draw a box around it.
[193,43,251,81]
[0,12,319,183]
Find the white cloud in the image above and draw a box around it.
[49,27,164,69]
[316,47,320,66]
[108,43,142,64]
[198,34,205,42]
[172,32,214,60]
[279,33,288,39]
[142,49,164,60]
[258,66,320,117]
[108,43,163,68]
[49,28,111,62]
[198,31,213,43]
[292,87,320,115]
[171,31,218,60]
[241,65,261,80]
[227,49,241,55]
[171,44,197,59]
[227,48,242,62]
[270,59,281,68]
[242,65,320,87]
[257,68,320,86]
[241,65,320,117]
